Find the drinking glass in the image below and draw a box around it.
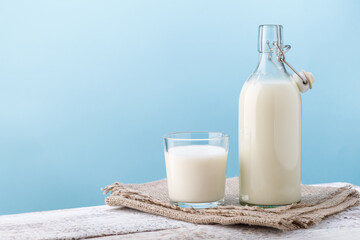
[163,132,229,208]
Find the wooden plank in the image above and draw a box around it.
[0,206,193,239]
[94,226,360,240]
[0,183,359,240]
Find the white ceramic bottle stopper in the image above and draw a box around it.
[293,70,315,93]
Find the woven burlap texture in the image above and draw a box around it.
[104,177,359,231]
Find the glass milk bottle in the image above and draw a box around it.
[239,25,313,207]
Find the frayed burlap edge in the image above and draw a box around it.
[103,180,359,231]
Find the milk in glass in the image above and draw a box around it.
[165,145,227,203]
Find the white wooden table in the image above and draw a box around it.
[1,182,359,240]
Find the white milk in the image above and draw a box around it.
[165,145,228,203]
[239,80,301,205]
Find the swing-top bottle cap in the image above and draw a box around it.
[258,25,283,53]
[258,24,315,93]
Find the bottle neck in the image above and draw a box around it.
[252,51,290,80]
[256,51,286,71]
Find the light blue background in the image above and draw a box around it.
[0,0,359,215]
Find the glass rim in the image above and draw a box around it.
[163,131,229,141]
[259,24,283,27]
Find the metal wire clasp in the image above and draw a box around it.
[273,42,308,85]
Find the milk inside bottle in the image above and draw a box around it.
[239,25,314,206]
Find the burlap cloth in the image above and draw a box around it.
[104,178,359,231]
